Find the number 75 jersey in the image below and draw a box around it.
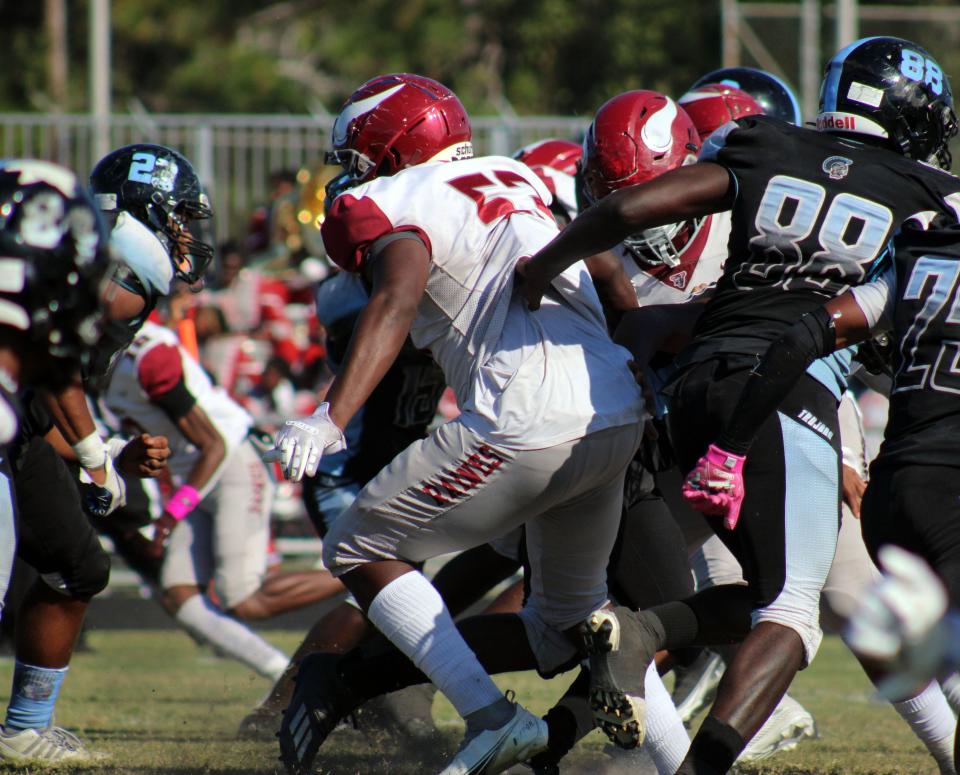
[694,115,960,357]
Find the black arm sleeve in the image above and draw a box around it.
[152,379,197,423]
[717,306,837,454]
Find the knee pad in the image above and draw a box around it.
[55,535,111,599]
[517,605,580,678]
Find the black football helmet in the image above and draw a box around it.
[817,36,958,169]
[691,66,802,126]
[89,144,214,284]
[0,160,113,377]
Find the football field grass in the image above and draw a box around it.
[0,630,945,774]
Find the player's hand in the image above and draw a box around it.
[682,443,746,530]
[846,545,950,699]
[841,464,866,518]
[79,455,127,518]
[515,257,550,311]
[273,403,347,482]
[116,434,171,479]
[149,512,179,558]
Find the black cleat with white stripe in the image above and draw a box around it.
[278,652,361,774]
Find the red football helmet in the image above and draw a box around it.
[513,138,582,223]
[678,83,763,139]
[325,73,473,186]
[582,90,701,267]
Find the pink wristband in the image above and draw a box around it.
[165,485,202,521]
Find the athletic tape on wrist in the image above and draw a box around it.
[106,437,128,460]
[165,485,202,521]
[72,431,107,470]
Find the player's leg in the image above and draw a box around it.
[281,420,639,773]
[857,463,960,774]
[0,439,109,763]
[159,503,289,681]
[532,487,695,772]
[584,364,839,769]
[679,374,839,773]
[214,443,340,620]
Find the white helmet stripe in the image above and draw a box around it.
[332,84,406,147]
[641,97,679,153]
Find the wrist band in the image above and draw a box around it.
[72,431,107,470]
[165,485,202,521]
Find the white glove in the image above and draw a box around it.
[846,545,949,699]
[78,454,128,518]
[274,403,346,482]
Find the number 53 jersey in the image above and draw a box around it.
[687,114,960,364]
[321,155,644,449]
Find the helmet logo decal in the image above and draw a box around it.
[900,49,943,96]
[333,83,406,147]
[847,82,883,108]
[822,155,853,180]
[127,153,179,192]
[641,98,679,153]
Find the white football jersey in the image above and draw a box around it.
[619,211,731,306]
[322,156,644,449]
[103,321,253,490]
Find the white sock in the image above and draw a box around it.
[941,673,960,716]
[891,681,957,775]
[175,594,289,681]
[366,571,503,718]
[643,661,691,774]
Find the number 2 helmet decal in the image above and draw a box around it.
[90,144,214,284]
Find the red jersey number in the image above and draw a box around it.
[447,170,552,224]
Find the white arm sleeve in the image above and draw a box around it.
[850,264,896,332]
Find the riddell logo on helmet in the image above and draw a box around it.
[817,115,856,130]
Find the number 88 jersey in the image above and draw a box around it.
[690,115,960,361]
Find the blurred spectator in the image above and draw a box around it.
[247,356,298,426]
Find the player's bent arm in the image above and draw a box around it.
[173,405,227,494]
[717,292,873,455]
[324,237,431,430]
[519,163,734,308]
[41,378,107,482]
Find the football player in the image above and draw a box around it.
[517,36,960,774]
[676,66,959,771]
[0,160,122,763]
[272,73,644,775]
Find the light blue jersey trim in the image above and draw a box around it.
[806,346,856,400]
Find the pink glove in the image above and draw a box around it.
[682,443,747,530]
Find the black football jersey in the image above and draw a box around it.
[682,115,960,365]
[876,221,960,468]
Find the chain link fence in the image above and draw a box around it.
[0,112,588,241]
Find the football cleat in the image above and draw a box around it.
[737,693,817,762]
[581,606,660,749]
[437,702,548,775]
[671,649,726,724]
[278,652,361,774]
[0,725,107,763]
